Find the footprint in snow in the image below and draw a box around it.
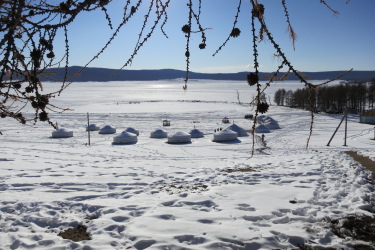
[174,235,206,245]
[157,214,175,220]
[237,203,256,212]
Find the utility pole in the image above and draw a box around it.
[343,107,348,146]
[327,106,348,147]
[87,112,91,146]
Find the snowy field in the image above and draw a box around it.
[1,79,374,249]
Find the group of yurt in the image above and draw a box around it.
[51,116,280,144]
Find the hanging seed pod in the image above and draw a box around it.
[31,101,38,109]
[25,86,33,93]
[247,73,258,86]
[39,111,48,121]
[199,43,206,49]
[230,28,241,38]
[46,51,55,59]
[252,4,265,18]
[257,102,269,114]
[181,24,191,34]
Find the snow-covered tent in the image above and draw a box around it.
[256,115,267,123]
[189,128,204,138]
[212,129,238,142]
[263,116,276,124]
[52,128,73,138]
[226,124,248,137]
[99,125,116,134]
[266,120,280,130]
[86,124,100,131]
[150,129,168,138]
[167,131,191,144]
[112,131,137,145]
[124,127,139,136]
[255,124,270,133]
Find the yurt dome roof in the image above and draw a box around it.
[226,124,248,137]
[255,124,271,133]
[52,128,73,138]
[257,115,267,123]
[113,131,137,144]
[86,124,100,131]
[213,129,238,142]
[150,129,168,138]
[266,120,280,129]
[124,127,139,136]
[99,125,116,134]
[168,131,191,144]
[189,129,204,138]
[263,116,276,124]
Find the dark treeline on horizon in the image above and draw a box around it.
[274,80,375,114]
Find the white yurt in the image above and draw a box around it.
[266,120,280,129]
[212,129,238,142]
[255,124,271,133]
[167,131,191,144]
[124,127,139,136]
[226,124,248,137]
[150,129,168,138]
[86,124,100,131]
[189,128,204,138]
[112,131,137,145]
[263,116,276,124]
[99,125,116,134]
[257,115,267,123]
[52,128,73,138]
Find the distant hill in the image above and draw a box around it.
[40,66,375,82]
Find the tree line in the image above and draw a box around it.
[274,80,375,114]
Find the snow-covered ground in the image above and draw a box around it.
[0,80,374,249]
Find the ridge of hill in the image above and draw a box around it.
[40,66,375,82]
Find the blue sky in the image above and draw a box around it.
[57,0,375,73]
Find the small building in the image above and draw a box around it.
[360,109,375,124]
[163,120,170,126]
[222,117,230,123]
[244,114,253,119]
